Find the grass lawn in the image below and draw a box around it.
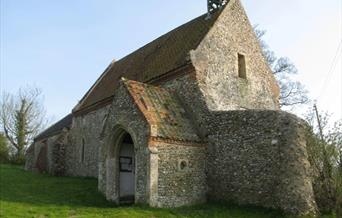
[0,164,335,218]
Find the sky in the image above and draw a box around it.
[1,0,341,124]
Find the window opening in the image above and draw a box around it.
[81,138,85,163]
[238,53,247,79]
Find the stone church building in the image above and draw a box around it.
[25,0,318,215]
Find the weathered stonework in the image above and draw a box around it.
[25,131,68,175]
[191,0,279,111]
[65,106,109,178]
[25,0,318,215]
[206,111,317,215]
[150,143,207,207]
[50,129,69,176]
[99,83,149,203]
[24,144,35,171]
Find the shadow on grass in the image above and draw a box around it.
[0,164,113,208]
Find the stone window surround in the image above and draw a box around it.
[238,53,247,79]
[80,138,85,163]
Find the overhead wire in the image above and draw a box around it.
[316,40,342,102]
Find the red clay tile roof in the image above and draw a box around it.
[74,12,221,113]
[123,79,201,143]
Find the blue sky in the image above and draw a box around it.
[1,0,341,123]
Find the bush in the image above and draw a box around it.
[0,134,10,163]
[312,178,336,212]
[0,144,10,163]
[336,170,342,218]
[306,128,336,213]
[10,154,26,165]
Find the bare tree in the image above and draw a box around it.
[254,26,309,107]
[0,86,47,162]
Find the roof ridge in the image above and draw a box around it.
[112,12,215,65]
[74,10,223,113]
[35,114,73,141]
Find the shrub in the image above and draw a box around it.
[0,133,10,163]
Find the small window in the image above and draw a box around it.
[178,159,189,172]
[238,53,247,79]
[180,161,187,170]
[81,139,85,163]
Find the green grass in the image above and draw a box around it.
[0,164,335,218]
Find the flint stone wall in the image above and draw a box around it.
[35,141,48,172]
[149,143,207,207]
[50,130,69,176]
[207,110,317,215]
[30,135,59,173]
[161,1,280,140]
[23,1,317,214]
[190,0,279,111]
[25,132,68,175]
[24,144,35,171]
[98,84,149,204]
[65,106,109,178]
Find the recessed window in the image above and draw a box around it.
[180,161,187,170]
[178,159,189,171]
[238,53,247,79]
[81,138,85,163]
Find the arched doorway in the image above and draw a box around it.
[118,132,135,203]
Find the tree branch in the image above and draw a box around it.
[3,126,18,149]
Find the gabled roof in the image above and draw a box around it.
[74,11,222,114]
[123,79,202,144]
[35,114,73,141]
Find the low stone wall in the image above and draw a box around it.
[150,143,207,207]
[207,110,317,215]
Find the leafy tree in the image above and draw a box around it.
[326,120,342,217]
[336,171,342,218]
[0,86,47,164]
[326,120,342,171]
[305,108,342,214]
[254,27,309,108]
